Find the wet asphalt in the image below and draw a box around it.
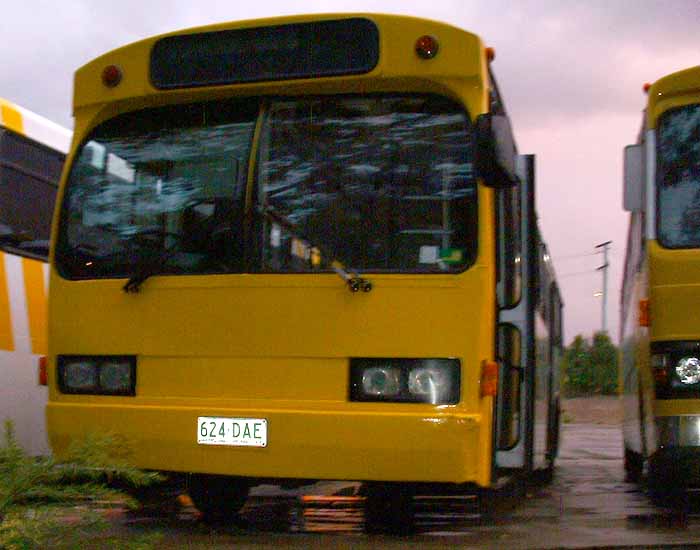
[102,423,700,549]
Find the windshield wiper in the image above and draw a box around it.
[122,230,183,293]
[259,205,372,293]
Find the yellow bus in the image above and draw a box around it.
[621,66,700,498]
[29,14,563,525]
[0,98,70,455]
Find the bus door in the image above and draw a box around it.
[494,154,537,472]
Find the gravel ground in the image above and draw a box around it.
[562,395,622,425]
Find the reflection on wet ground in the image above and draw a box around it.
[114,424,700,548]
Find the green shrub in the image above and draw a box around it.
[563,332,618,396]
[0,421,161,549]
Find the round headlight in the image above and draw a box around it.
[676,357,700,385]
[63,361,98,390]
[408,366,452,404]
[99,361,132,392]
[361,367,401,396]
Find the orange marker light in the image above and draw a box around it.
[38,356,48,386]
[486,47,496,62]
[415,35,439,59]
[102,65,123,88]
[643,83,651,94]
[481,360,498,397]
[639,298,650,327]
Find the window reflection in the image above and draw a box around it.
[57,101,257,278]
[658,103,700,248]
[258,95,476,272]
[57,95,477,279]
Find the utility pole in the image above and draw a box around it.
[595,241,612,333]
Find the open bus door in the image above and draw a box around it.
[494,153,561,477]
[494,154,537,474]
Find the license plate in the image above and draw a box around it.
[197,416,267,447]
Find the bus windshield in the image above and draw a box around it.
[657,103,700,248]
[56,94,476,279]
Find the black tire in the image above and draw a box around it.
[624,447,643,483]
[363,482,415,534]
[542,400,561,482]
[127,480,185,514]
[188,474,251,523]
[647,457,686,508]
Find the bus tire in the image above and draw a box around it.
[362,482,415,534]
[542,400,561,482]
[647,456,686,507]
[188,474,251,523]
[624,447,643,483]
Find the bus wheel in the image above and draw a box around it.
[362,482,415,534]
[125,473,187,514]
[188,474,251,523]
[647,458,686,507]
[623,447,643,483]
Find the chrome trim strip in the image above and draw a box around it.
[645,129,656,240]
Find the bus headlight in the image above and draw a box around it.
[676,357,700,385]
[58,355,136,395]
[62,360,98,392]
[651,342,700,398]
[361,366,401,397]
[99,359,135,393]
[408,363,454,403]
[350,358,459,404]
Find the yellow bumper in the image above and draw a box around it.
[48,402,483,484]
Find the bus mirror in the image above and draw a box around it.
[623,144,644,212]
[474,113,519,188]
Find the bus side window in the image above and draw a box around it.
[0,129,63,260]
[497,184,522,308]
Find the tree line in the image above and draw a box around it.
[562,331,618,396]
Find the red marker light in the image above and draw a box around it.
[102,65,123,88]
[415,35,439,59]
[486,47,496,62]
[38,356,48,386]
[643,83,652,94]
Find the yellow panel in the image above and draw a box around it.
[647,66,700,129]
[48,402,481,482]
[22,258,47,355]
[649,241,700,341]
[0,99,24,134]
[0,252,14,351]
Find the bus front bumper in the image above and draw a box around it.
[47,402,486,485]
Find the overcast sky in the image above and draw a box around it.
[2,0,699,343]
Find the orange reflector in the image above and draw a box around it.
[38,356,48,386]
[639,298,650,327]
[643,82,651,94]
[415,35,439,59]
[486,47,496,62]
[481,360,498,397]
[653,366,668,385]
[102,65,123,88]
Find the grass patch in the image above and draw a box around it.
[0,420,162,549]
